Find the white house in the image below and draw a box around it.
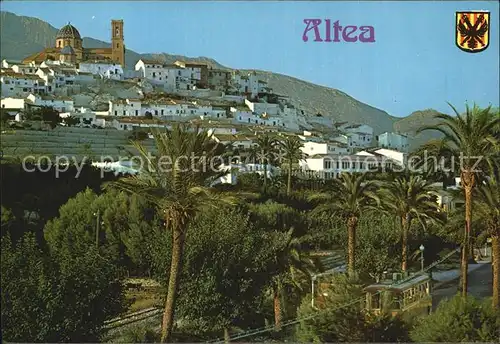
[356,148,408,168]
[244,98,279,116]
[377,132,410,152]
[142,100,187,117]
[299,153,399,179]
[0,97,27,111]
[1,71,47,97]
[212,133,257,150]
[108,98,143,117]
[36,66,77,89]
[78,61,124,80]
[27,93,74,112]
[231,107,284,127]
[212,163,280,186]
[1,60,23,69]
[135,59,171,85]
[231,71,267,98]
[301,139,349,156]
[2,60,38,74]
[342,124,374,147]
[59,108,98,127]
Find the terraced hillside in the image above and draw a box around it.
[1,127,156,162]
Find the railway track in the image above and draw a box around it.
[104,307,162,330]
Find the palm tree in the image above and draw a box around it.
[378,174,444,271]
[271,227,315,330]
[418,104,499,296]
[309,173,378,276]
[245,145,259,164]
[256,135,279,192]
[475,177,500,309]
[105,124,237,342]
[279,136,306,196]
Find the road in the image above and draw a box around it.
[432,263,492,310]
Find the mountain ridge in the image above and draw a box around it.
[0,10,443,149]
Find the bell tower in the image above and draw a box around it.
[111,19,125,67]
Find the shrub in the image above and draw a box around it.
[410,295,500,342]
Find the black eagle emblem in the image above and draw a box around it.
[457,13,489,51]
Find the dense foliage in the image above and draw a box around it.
[410,295,500,342]
[1,233,126,342]
[0,106,498,342]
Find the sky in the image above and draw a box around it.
[1,1,499,117]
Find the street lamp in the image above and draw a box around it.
[419,244,425,272]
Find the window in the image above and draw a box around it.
[161,110,164,115]
[123,110,126,116]
[116,43,120,48]
[114,110,117,116]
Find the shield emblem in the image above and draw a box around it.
[456,11,490,53]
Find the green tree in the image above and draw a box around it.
[63,115,80,127]
[278,136,305,196]
[356,212,400,282]
[410,295,500,342]
[418,104,499,296]
[24,106,62,128]
[249,201,314,329]
[256,134,279,193]
[309,173,378,276]
[378,174,444,271]
[106,124,238,342]
[44,188,157,275]
[1,233,125,342]
[269,228,315,330]
[169,207,276,339]
[475,176,500,309]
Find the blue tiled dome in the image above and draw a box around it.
[56,23,81,39]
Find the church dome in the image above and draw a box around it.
[60,45,76,55]
[56,23,81,39]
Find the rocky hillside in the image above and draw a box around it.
[1,10,445,145]
[393,109,444,151]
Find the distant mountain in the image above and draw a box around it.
[0,10,445,145]
[393,109,444,151]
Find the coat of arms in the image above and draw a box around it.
[456,11,490,53]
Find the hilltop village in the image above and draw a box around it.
[2,19,412,180]
[1,13,499,344]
